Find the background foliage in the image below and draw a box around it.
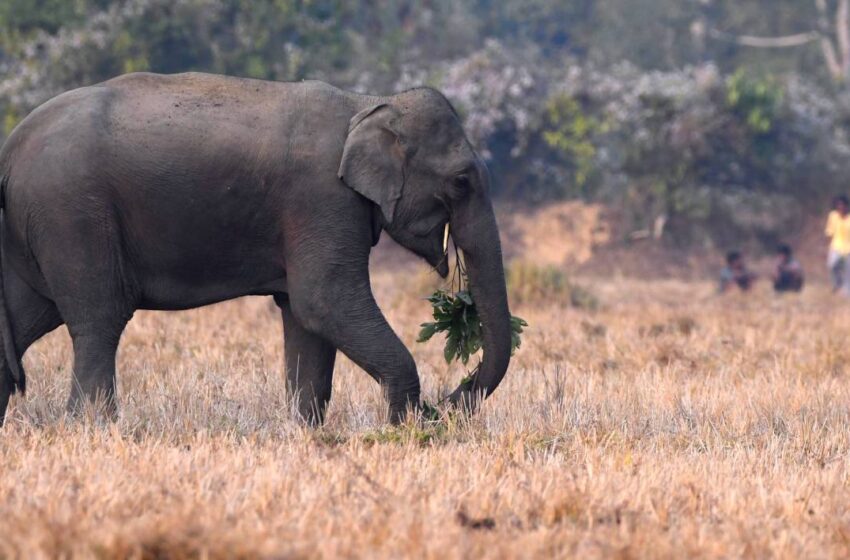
[2,0,849,248]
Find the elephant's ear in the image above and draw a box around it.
[338,104,406,224]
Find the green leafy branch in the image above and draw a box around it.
[417,287,528,367]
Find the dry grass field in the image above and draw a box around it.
[2,263,850,559]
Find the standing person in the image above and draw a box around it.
[772,244,804,293]
[826,195,850,294]
[719,251,756,293]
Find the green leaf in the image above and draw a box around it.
[417,322,439,343]
[463,338,478,364]
[443,336,458,364]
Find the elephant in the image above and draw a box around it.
[0,72,512,425]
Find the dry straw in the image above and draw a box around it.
[1,272,849,558]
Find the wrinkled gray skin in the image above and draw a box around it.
[0,72,511,425]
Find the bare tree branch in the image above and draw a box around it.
[708,28,820,48]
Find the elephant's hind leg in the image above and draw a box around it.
[29,207,136,419]
[276,295,336,426]
[61,291,133,418]
[66,323,127,418]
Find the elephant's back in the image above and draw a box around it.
[98,72,352,141]
[100,72,290,136]
[3,73,344,185]
[98,73,295,169]
[101,71,294,102]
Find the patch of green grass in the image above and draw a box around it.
[361,424,446,447]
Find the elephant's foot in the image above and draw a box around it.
[387,385,421,425]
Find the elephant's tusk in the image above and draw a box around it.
[443,223,450,255]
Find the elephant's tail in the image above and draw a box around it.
[0,173,23,394]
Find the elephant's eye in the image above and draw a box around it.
[447,174,471,200]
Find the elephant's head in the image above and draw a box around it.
[338,88,511,409]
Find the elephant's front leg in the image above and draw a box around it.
[274,295,337,425]
[288,272,420,424]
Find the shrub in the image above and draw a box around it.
[506,261,599,309]
[725,70,783,135]
[542,94,605,192]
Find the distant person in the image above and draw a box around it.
[719,251,756,293]
[826,195,850,294]
[772,244,804,293]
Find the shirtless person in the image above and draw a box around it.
[719,251,756,293]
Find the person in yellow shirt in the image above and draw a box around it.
[826,195,850,293]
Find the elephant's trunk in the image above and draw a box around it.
[446,203,512,410]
